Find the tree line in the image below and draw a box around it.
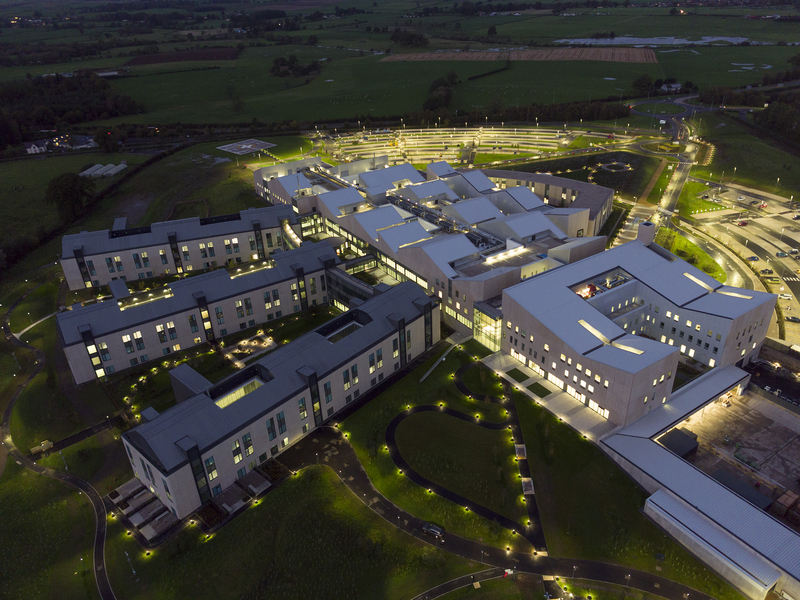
[0,72,142,151]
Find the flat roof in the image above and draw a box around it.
[123,282,434,473]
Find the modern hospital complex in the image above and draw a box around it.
[54,155,800,599]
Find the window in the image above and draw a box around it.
[343,369,351,390]
[182,245,190,261]
[205,456,218,480]
[237,467,246,479]
[249,235,257,251]
[298,397,307,420]
[270,445,278,456]
[159,249,168,265]
[199,243,207,258]
[243,432,253,456]
[324,381,332,404]
[130,358,138,366]
[208,242,215,257]
[106,257,115,273]
[267,418,276,441]
[393,338,399,358]
[232,439,242,464]
[232,237,240,253]
[133,253,142,269]
[281,437,288,449]
[156,324,167,344]
[114,256,123,271]
[272,289,280,306]
[122,334,134,354]
[236,300,244,319]
[86,260,96,276]
[376,348,383,368]
[215,306,225,325]
[369,353,376,373]
[244,297,253,315]
[167,321,177,340]
[225,239,232,254]
[98,342,111,361]
[351,364,358,384]
[189,315,199,333]
[277,411,286,434]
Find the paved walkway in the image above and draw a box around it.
[12,311,57,337]
[1,279,117,600]
[280,426,715,600]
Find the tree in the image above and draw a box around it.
[46,173,95,224]
[488,25,497,35]
[631,74,653,96]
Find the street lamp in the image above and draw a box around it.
[572,565,577,580]
[732,166,737,185]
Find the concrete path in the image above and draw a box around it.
[280,426,715,600]
[12,311,56,338]
[1,280,118,600]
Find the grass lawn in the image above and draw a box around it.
[527,382,550,398]
[676,181,728,217]
[7,277,61,333]
[689,113,800,198]
[644,161,675,205]
[0,152,149,244]
[462,339,493,360]
[655,228,726,283]
[474,153,535,164]
[342,347,525,552]
[516,396,744,600]
[37,429,133,497]
[506,368,529,384]
[0,461,99,600]
[598,205,628,242]
[437,572,544,599]
[105,466,480,600]
[635,103,685,116]
[569,135,594,150]
[396,411,525,523]
[462,363,505,397]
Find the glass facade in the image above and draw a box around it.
[473,306,502,352]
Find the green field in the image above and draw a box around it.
[635,103,685,116]
[342,347,524,552]
[655,227,726,283]
[516,397,743,600]
[689,113,800,198]
[0,462,99,600]
[105,465,479,600]
[677,181,729,216]
[395,411,525,523]
[0,152,148,244]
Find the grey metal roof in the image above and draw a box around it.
[603,365,800,582]
[647,489,781,588]
[61,206,295,259]
[57,242,338,346]
[123,282,434,473]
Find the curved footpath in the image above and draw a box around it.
[385,362,546,550]
[1,281,117,600]
[281,358,716,600]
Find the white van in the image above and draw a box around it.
[779,293,793,300]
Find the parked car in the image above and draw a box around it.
[747,256,760,261]
[786,316,800,323]
[750,200,759,205]
[777,252,789,258]
[737,196,746,201]
[760,202,768,208]
[779,293,793,300]
[422,523,444,537]
[761,269,774,274]
[794,215,800,221]
[737,221,748,226]
[702,194,710,199]
[790,249,799,255]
